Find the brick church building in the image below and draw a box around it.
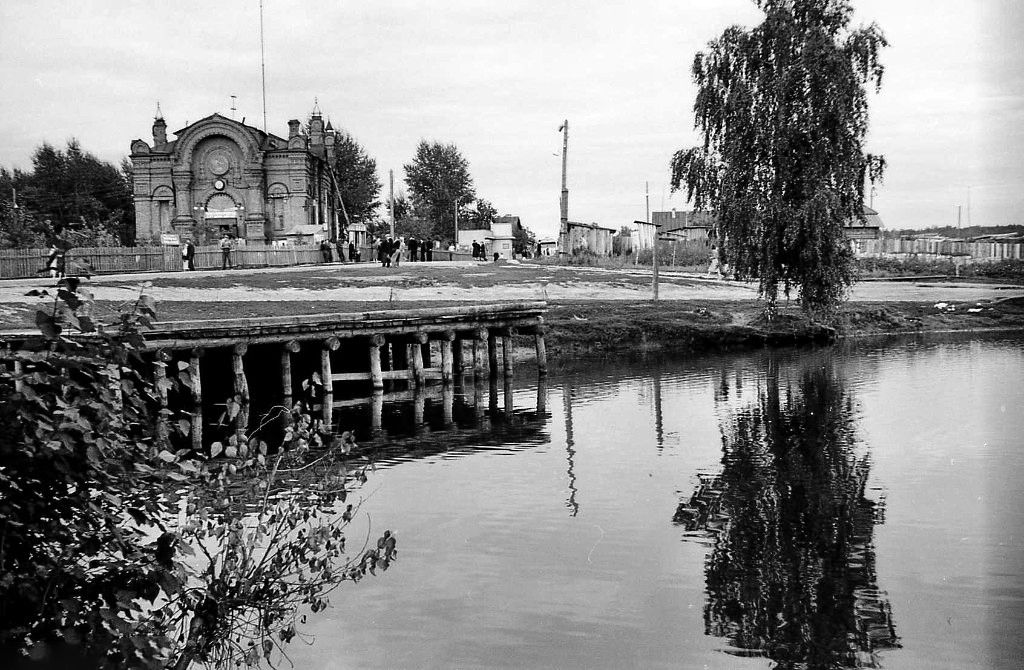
[129,104,342,244]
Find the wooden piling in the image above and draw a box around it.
[233,344,250,403]
[535,325,548,375]
[409,332,427,386]
[369,334,385,390]
[154,354,169,446]
[487,329,498,378]
[321,338,339,427]
[473,328,487,377]
[232,344,250,445]
[189,348,203,452]
[452,336,464,376]
[501,329,514,378]
[440,330,455,383]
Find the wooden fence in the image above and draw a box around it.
[0,244,482,279]
[852,238,1023,263]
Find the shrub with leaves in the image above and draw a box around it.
[1,277,396,669]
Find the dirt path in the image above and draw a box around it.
[1,261,1020,309]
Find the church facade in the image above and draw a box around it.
[130,107,342,244]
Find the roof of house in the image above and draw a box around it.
[652,210,715,232]
[567,221,616,232]
[494,215,522,228]
[285,224,326,236]
[849,205,884,229]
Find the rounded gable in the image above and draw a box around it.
[172,118,261,169]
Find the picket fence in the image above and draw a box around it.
[0,244,484,279]
[852,238,1023,263]
[0,245,336,279]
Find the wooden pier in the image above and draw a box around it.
[141,302,546,446]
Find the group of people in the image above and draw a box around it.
[319,238,360,264]
[470,240,489,259]
[372,236,435,267]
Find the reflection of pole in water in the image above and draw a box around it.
[442,384,455,427]
[413,386,426,432]
[536,375,547,415]
[563,384,580,516]
[503,375,514,416]
[370,390,383,435]
[653,369,664,450]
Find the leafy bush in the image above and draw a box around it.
[1,278,395,668]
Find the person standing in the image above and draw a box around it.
[471,240,479,259]
[392,237,403,267]
[408,237,419,262]
[425,238,433,261]
[46,243,65,279]
[336,237,346,263]
[349,240,358,263]
[181,238,195,271]
[220,234,234,270]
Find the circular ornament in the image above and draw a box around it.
[207,149,230,176]
[214,179,226,190]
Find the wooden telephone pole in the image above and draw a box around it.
[389,169,396,237]
[558,120,569,260]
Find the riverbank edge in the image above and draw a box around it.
[536,299,1024,365]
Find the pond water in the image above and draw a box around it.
[287,335,1024,670]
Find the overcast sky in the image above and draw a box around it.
[1,0,1021,238]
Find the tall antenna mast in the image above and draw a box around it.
[558,120,569,260]
[230,95,237,119]
[259,0,268,135]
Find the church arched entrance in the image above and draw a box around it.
[204,193,241,239]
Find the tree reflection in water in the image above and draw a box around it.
[674,352,899,669]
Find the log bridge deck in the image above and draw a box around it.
[154,301,547,447]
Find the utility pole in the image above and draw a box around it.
[389,169,396,237]
[957,205,962,229]
[259,0,268,135]
[454,198,460,248]
[645,181,650,224]
[558,120,569,261]
[652,229,660,301]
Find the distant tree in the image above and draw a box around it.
[16,139,134,246]
[512,219,537,255]
[0,168,49,248]
[403,140,475,241]
[463,198,497,230]
[670,0,887,318]
[331,131,381,225]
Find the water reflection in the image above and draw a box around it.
[328,376,551,466]
[676,351,900,668]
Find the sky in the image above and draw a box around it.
[1,0,1022,239]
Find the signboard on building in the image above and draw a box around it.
[160,233,180,246]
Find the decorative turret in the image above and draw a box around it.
[324,119,336,162]
[309,98,324,146]
[152,102,167,147]
[288,119,301,139]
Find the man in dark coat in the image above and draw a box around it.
[181,238,196,271]
[407,237,419,262]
